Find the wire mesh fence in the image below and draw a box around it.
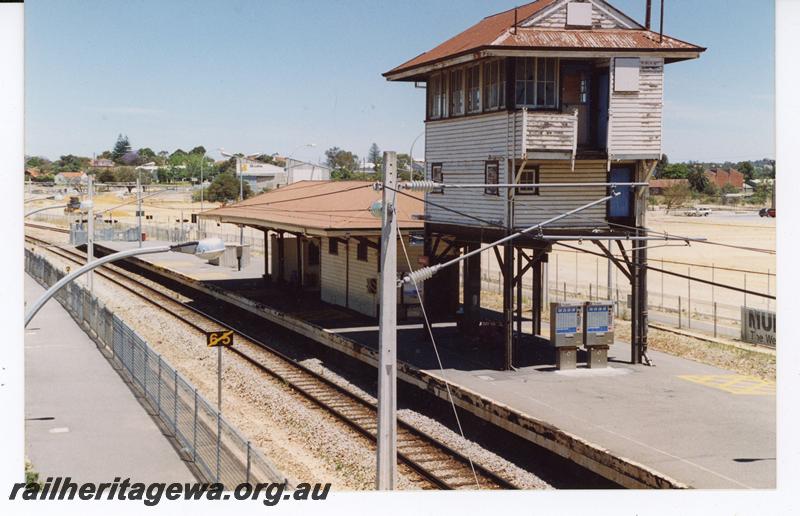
[25,249,286,488]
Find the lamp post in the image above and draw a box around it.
[25,238,225,327]
[408,130,424,176]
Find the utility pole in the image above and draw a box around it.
[87,175,94,293]
[376,151,397,490]
[200,154,205,236]
[238,157,244,271]
[137,172,142,248]
[607,238,613,299]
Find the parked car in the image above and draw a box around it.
[684,207,712,217]
[759,207,776,218]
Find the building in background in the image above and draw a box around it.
[705,168,744,191]
[648,178,689,195]
[238,159,287,192]
[285,158,332,183]
[54,171,88,186]
[90,158,114,168]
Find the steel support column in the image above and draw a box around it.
[462,241,481,334]
[503,243,514,370]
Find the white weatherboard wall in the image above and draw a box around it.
[608,57,664,159]
[425,111,513,228]
[513,160,609,228]
[320,236,423,318]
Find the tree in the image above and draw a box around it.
[97,169,116,183]
[662,183,691,213]
[205,173,253,202]
[138,147,156,160]
[687,167,709,193]
[112,134,131,163]
[659,163,690,179]
[189,146,207,156]
[54,154,90,172]
[324,147,359,176]
[736,161,755,181]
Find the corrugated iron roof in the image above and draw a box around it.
[199,180,424,235]
[385,0,704,79]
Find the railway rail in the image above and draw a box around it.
[24,231,517,490]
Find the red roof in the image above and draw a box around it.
[200,181,424,235]
[385,0,704,79]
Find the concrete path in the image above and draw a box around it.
[25,275,195,484]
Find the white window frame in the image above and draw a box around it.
[449,68,465,116]
[466,64,481,114]
[515,57,560,109]
[483,58,506,111]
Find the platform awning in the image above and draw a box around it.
[199,180,425,237]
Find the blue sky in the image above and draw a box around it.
[25,0,775,164]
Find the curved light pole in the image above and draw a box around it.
[25,238,225,327]
[408,130,424,176]
[24,204,67,218]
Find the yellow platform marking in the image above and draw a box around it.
[678,374,775,395]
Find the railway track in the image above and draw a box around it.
[25,233,517,490]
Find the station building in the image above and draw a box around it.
[200,180,425,319]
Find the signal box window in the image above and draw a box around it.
[357,241,369,262]
[517,166,540,195]
[431,163,443,194]
[484,161,499,196]
[328,238,338,255]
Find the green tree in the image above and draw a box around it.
[659,163,690,179]
[325,147,359,177]
[663,183,691,213]
[112,134,131,163]
[97,169,116,183]
[736,161,755,181]
[205,173,253,202]
[189,146,207,156]
[138,147,156,161]
[25,156,52,172]
[687,167,709,193]
[54,154,90,172]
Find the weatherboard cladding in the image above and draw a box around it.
[609,57,664,158]
[522,0,635,29]
[424,108,612,230]
[320,236,423,318]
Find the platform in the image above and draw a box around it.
[93,240,776,489]
[25,274,196,483]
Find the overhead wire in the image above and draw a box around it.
[384,185,775,300]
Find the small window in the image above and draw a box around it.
[484,161,499,196]
[466,64,481,114]
[328,238,338,255]
[431,163,443,194]
[449,69,465,116]
[357,240,368,262]
[517,166,540,195]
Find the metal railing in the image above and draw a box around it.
[25,249,286,488]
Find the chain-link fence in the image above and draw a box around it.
[25,249,286,488]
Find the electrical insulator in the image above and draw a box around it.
[402,264,441,285]
[398,180,443,192]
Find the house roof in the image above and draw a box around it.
[649,179,688,189]
[199,180,424,236]
[57,171,86,178]
[384,0,704,80]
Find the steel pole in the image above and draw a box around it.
[376,151,398,490]
[217,345,222,412]
[87,176,94,293]
[137,173,142,248]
